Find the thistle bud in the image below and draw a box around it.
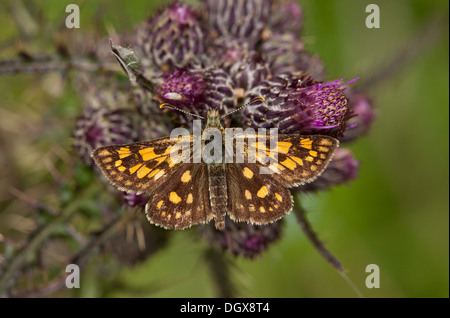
[136,1,205,72]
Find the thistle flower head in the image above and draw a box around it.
[207,38,251,69]
[200,219,283,259]
[72,0,374,262]
[269,0,303,35]
[104,213,169,267]
[341,91,376,142]
[73,89,138,166]
[157,68,207,106]
[156,65,236,124]
[204,0,271,47]
[243,76,357,137]
[136,1,205,71]
[121,192,148,209]
[230,53,270,92]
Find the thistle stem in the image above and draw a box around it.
[0,54,120,75]
[293,195,343,272]
[204,247,235,298]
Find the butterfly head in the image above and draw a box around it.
[205,109,222,129]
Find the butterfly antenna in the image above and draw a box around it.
[160,103,205,120]
[221,96,265,119]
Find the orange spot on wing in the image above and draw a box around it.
[129,164,143,174]
[290,156,303,166]
[280,158,296,170]
[137,165,151,178]
[276,141,292,154]
[117,147,132,159]
[139,148,157,161]
[257,186,269,198]
[300,138,313,149]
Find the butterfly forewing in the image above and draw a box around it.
[91,136,192,194]
[240,134,339,187]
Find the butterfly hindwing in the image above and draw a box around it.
[226,133,338,225]
[227,163,293,224]
[146,163,214,230]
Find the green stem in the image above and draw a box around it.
[204,247,235,298]
[293,194,343,272]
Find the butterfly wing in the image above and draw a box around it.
[226,163,293,224]
[146,163,214,230]
[242,134,339,187]
[92,136,215,230]
[91,136,192,195]
[226,133,338,224]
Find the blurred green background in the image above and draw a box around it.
[0,0,448,297]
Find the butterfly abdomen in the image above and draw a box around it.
[208,163,227,230]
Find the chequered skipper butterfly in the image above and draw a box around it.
[92,105,338,230]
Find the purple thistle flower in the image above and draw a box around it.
[121,191,148,209]
[73,88,138,166]
[136,1,205,72]
[157,68,207,106]
[204,0,271,47]
[260,33,326,79]
[243,76,357,137]
[268,0,303,35]
[341,91,376,142]
[103,212,169,267]
[199,218,283,259]
[206,38,251,69]
[71,0,374,261]
[229,53,270,92]
[157,65,236,124]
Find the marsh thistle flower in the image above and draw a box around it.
[73,0,375,258]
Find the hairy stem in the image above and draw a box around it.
[204,247,235,298]
[0,54,120,75]
[293,195,343,272]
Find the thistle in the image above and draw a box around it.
[71,0,375,260]
[6,0,375,267]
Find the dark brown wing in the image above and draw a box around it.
[226,133,338,224]
[91,135,192,195]
[235,133,339,187]
[146,163,214,230]
[226,163,293,224]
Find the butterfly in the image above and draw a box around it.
[91,102,338,230]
